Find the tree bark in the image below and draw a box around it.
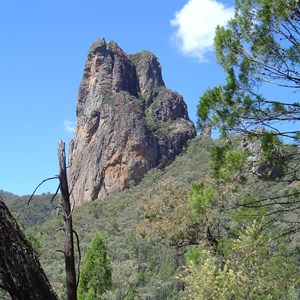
[0,197,58,300]
[58,140,77,300]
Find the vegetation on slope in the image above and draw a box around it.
[3,133,299,299]
[1,190,58,227]
[24,136,213,299]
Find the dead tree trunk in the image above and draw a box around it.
[58,140,77,300]
[0,197,58,300]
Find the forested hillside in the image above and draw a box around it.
[0,191,58,227]
[2,134,299,299]
[30,136,213,299]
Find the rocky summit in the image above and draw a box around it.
[68,38,196,205]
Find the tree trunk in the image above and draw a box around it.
[58,140,77,300]
[0,197,58,300]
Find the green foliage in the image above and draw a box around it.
[184,246,203,264]
[210,143,247,184]
[78,232,112,300]
[198,0,300,141]
[258,131,286,178]
[196,86,223,130]
[130,51,154,66]
[261,131,282,160]
[211,144,229,178]
[31,137,212,299]
[182,220,300,300]
[9,136,300,299]
[180,137,300,299]
[189,182,215,217]
[137,92,146,102]
[232,193,267,226]
[1,190,57,227]
[196,16,300,292]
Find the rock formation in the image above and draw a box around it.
[68,38,196,205]
[242,129,284,180]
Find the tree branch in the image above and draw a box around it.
[73,229,81,288]
[28,176,59,205]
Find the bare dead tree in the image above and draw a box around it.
[58,140,77,300]
[0,196,58,300]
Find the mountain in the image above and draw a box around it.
[68,38,196,205]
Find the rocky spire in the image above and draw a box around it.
[68,38,196,205]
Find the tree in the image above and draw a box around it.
[181,219,300,300]
[137,179,196,249]
[180,142,300,299]
[197,0,300,140]
[0,196,58,300]
[197,0,300,235]
[77,232,112,300]
[58,140,78,300]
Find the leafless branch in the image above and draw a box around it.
[73,229,81,288]
[28,176,59,205]
[51,184,60,204]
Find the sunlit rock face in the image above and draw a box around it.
[68,38,196,205]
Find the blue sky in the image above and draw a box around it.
[1,0,234,195]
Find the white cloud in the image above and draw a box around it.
[64,120,76,133]
[170,0,234,62]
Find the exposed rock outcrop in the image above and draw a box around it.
[242,129,284,180]
[68,38,196,205]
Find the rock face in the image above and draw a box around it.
[242,130,284,180]
[68,38,196,205]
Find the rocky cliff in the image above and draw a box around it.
[68,38,196,205]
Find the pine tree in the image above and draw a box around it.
[197,0,300,140]
[78,232,112,300]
